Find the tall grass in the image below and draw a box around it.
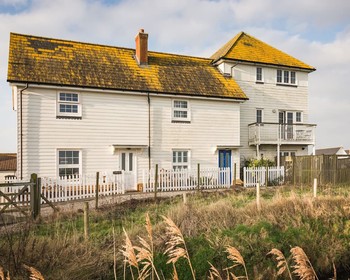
[0,190,349,279]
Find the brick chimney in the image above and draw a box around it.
[135,29,148,65]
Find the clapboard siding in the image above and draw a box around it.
[17,86,241,182]
[223,62,311,163]
[150,96,241,172]
[19,87,148,179]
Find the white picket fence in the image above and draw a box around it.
[40,172,125,203]
[142,167,231,192]
[243,166,285,187]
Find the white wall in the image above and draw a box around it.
[150,95,241,173]
[220,62,311,164]
[16,85,241,182]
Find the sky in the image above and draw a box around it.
[0,0,349,153]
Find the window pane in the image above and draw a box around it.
[60,93,79,102]
[256,109,262,123]
[183,151,188,162]
[59,93,66,101]
[174,111,187,118]
[121,153,126,171]
[256,67,262,81]
[173,152,176,163]
[277,70,282,83]
[59,168,66,177]
[174,101,187,108]
[177,152,182,163]
[129,153,133,171]
[284,71,289,83]
[296,112,301,122]
[291,72,296,84]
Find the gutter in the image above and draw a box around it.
[19,83,29,180]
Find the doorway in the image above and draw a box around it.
[120,151,137,191]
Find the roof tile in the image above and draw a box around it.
[7,33,247,100]
[211,32,315,71]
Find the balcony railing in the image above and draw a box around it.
[248,122,316,146]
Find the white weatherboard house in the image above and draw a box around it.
[7,30,316,188]
[211,32,316,167]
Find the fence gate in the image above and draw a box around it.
[0,181,34,219]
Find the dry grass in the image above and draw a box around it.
[1,189,349,279]
[267,248,292,279]
[290,246,319,280]
[22,264,45,280]
[163,215,196,280]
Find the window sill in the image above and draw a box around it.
[171,120,191,124]
[255,81,264,84]
[276,83,298,87]
[56,116,82,120]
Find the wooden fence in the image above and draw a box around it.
[0,174,40,219]
[243,166,285,187]
[282,155,350,186]
[142,167,231,192]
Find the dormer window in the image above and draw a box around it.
[277,70,297,86]
[57,92,82,118]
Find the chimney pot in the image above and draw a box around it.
[135,29,148,65]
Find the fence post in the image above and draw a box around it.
[233,163,237,188]
[313,178,317,198]
[95,172,99,209]
[84,202,89,240]
[197,163,201,191]
[292,156,296,186]
[256,182,261,212]
[265,166,269,187]
[243,167,246,187]
[154,164,158,199]
[183,192,187,205]
[37,177,42,216]
[30,173,40,219]
[333,154,337,185]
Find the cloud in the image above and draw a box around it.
[0,0,349,151]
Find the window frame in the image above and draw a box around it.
[172,100,191,122]
[57,92,82,117]
[295,111,303,123]
[57,149,82,177]
[276,70,297,86]
[256,67,264,83]
[256,108,263,123]
[172,150,190,170]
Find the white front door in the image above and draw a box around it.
[120,151,137,191]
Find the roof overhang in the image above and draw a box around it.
[213,58,316,73]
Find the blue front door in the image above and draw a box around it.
[219,150,232,182]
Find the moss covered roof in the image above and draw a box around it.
[7,33,247,100]
[211,32,315,71]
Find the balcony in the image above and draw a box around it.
[248,122,316,146]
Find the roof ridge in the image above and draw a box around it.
[210,31,244,61]
[10,32,212,62]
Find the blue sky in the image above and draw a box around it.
[1,0,350,152]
